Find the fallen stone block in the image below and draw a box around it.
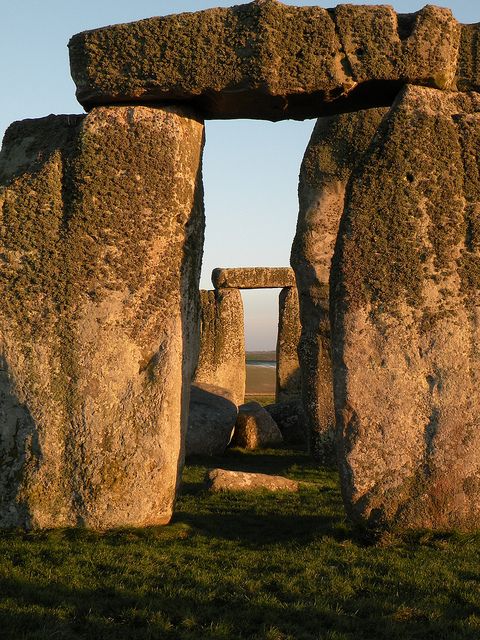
[206,468,299,492]
[231,401,283,449]
[265,400,307,446]
[186,383,238,457]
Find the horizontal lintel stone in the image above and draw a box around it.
[68,1,465,121]
[212,267,296,290]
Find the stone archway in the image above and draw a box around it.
[2,1,480,532]
[186,267,302,456]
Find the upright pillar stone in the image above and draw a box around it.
[194,288,245,406]
[0,105,205,529]
[331,86,480,532]
[291,107,387,460]
[276,287,301,403]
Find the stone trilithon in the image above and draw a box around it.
[3,0,480,533]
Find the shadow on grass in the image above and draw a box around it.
[0,450,479,639]
[0,565,479,640]
[172,508,349,546]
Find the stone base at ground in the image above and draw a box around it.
[186,384,238,457]
[206,468,299,492]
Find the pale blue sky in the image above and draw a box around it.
[1,1,478,349]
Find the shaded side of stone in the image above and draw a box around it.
[276,286,302,403]
[0,105,205,529]
[186,383,238,457]
[212,267,295,290]
[69,3,460,120]
[331,85,480,533]
[206,468,299,492]
[194,288,245,406]
[291,106,388,462]
[265,400,307,446]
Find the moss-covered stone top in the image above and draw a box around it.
[69,1,463,120]
[332,86,480,316]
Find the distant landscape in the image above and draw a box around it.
[245,351,276,396]
[246,350,276,363]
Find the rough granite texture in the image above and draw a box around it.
[0,106,205,529]
[457,23,480,92]
[231,401,283,449]
[68,2,461,120]
[212,267,295,289]
[276,286,302,403]
[291,107,388,461]
[186,383,238,457]
[194,288,245,405]
[206,468,299,492]
[331,85,480,532]
[265,400,307,445]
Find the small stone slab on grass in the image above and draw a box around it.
[206,468,299,493]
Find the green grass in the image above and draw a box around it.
[244,395,275,406]
[0,449,479,639]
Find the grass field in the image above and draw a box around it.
[243,395,275,407]
[0,448,479,639]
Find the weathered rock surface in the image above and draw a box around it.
[212,267,295,289]
[231,401,283,449]
[457,23,480,92]
[276,286,302,403]
[206,468,299,492]
[194,288,245,406]
[186,383,238,457]
[69,2,462,120]
[0,105,205,529]
[292,106,387,460]
[331,86,480,532]
[265,400,307,446]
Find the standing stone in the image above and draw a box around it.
[331,86,480,532]
[0,105,205,529]
[194,288,245,406]
[291,107,387,460]
[276,286,301,403]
